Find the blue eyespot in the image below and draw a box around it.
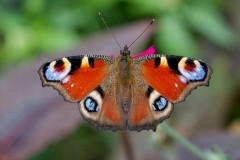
[84,97,99,112]
[180,66,206,82]
[152,96,168,111]
[45,66,59,81]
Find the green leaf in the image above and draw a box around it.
[185,4,236,49]
[156,14,200,57]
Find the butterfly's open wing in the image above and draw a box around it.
[77,66,126,131]
[39,55,125,130]
[39,55,112,102]
[139,55,212,102]
[128,71,173,131]
[128,55,212,130]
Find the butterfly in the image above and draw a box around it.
[38,45,212,131]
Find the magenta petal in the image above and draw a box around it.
[132,46,156,59]
[109,54,115,58]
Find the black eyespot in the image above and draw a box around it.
[186,58,195,66]
[152,96,168,111]
[55,60,64,66]
[84,97,99,112]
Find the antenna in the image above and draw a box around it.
[128,19,155,48]
[98,12,123,50]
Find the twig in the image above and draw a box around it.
[119,131,135,160]
[160,123,209,160]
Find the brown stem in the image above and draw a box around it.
[119,131,135,160]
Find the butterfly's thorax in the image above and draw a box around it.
[115,55,133,114]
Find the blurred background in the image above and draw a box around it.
[0,0,240,160]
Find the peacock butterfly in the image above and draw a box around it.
[38,44,212,131]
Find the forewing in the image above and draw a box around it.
[39,55,112,102]
[137,55,212,103]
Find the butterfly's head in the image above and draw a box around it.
[120,45,130,56]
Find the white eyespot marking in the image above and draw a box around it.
[148,90,161,108]
[178,58,206,81]
[147,88,173,123]
[81,56,89,67]
[179,75,188,84]
[71,84,74,87]
[179,67,206,81]
[87,90,103,107]
[78,90,103,120]
[148,90,168,111]
[178,57,187,69]
[45,58,71,81]
[62,76,70,84]
[175,83,178,87]
[62,57,71,69]
[50,61,56,68]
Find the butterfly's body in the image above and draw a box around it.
[115,54,133,113]
[39,46,212,131]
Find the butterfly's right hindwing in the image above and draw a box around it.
[77,62,126,131]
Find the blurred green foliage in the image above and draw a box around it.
[30,123,118,160]
[0,0,236,71]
